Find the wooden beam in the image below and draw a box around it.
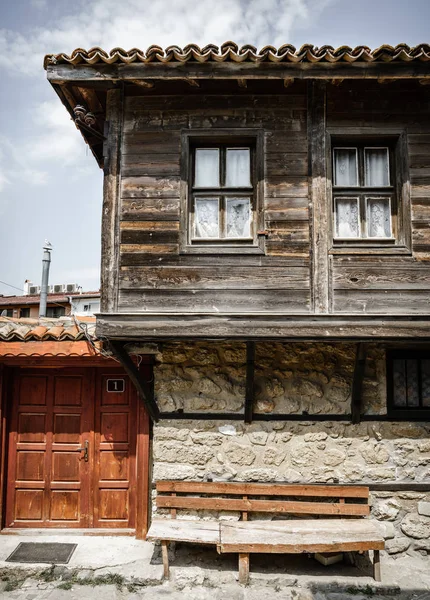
[101,88,123,313]
[109,340,160,422]
[130,79,154,89]
[47,61,430,83]
[308,80,330,314]
[96,313,430,341]
[244,342,255,424]
[184,78,199,87]
[351,343,367,424]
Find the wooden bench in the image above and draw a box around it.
[147,481,384,584]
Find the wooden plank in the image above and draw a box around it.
[125,94,307,112]
[265,153,308,176]
[333,265,430,290]
[373,549,381,582]
[119,266,310,291]
[101,88,123,313]
[147,519,220,544]
[333,290,430,314]
[118,289,311,313]
[244,342,255,424]
[108,341,160,422]
[219,520,384,553]
[161,541,169,579]
[156,496,370,516]
[122,131,180,155]
[121,197,180,221]
[351,343,367,425]
[121,176,180,199]
[265,176,308,198]
[156,482,369,498]
[136,375,151,540]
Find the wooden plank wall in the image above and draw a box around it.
[118,86,311,314]
[327,81,430,314]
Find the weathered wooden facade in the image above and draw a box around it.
[38,43,430,551]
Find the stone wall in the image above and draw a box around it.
[151,342,430,557]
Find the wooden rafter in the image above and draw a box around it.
[109,340,160,422]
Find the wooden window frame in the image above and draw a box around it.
[387,349,430,419]
[327,129,412,255]
[180,130,265,255]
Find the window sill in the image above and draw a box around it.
[329,244,412,256]
[180,244,265,255]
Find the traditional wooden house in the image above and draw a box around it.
[4,43,430,560]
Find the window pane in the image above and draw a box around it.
[194,149,220,188]
[406,360,420,407]
[393,359,407,407]
[194,198,219,238]
[226,149,251,187]
[226,198,251,238]
[365,148,389,187]
[334,198,360,238]
[422,359,430,407]
[334,149,358,186]
[366,197,392,238]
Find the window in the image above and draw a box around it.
[1,309,13,317]
[387,351,430,417]
[84,304,91,312]
[20,308,30,318]
[46,306,66,318]
[332,141,397,243]
[181,132,264,253]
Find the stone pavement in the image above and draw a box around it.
[0,533,429,599]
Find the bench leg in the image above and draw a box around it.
[238,553,250,585]
[161,540,169,579]
[373,550,381,582]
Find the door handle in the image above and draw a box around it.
[77,440,89,462]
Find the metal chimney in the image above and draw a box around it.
[39,240,52,318]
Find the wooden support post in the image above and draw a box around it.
[373,549,381,582]
[244,342,255,424]
[238,553,250,585]
[161,540,170,579]
[308,80,330,314]
[351,343,367,424]
[101,87,123,313]
[109,341,160,422]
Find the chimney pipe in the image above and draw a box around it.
[39,241,52,318]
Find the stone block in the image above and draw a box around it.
[401,512,430,539]
[418,501,430,517]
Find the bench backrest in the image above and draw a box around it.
[156,481,370,520]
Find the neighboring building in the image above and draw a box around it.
[1,43,429,549]
[0,283,100,318]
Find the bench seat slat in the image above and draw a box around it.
[156,481,369,499]
[156,496,370,516]
[147,519,220,545]
[219,520,384,554]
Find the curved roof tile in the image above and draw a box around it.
[44,43,430,69]
[0,317,96,342]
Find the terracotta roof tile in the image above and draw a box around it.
[44,43,430,69]
[0,316,96,342]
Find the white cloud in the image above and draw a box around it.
[0,0,335,76]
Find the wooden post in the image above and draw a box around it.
[351,343,367,424]
[161,540,170,579]
[244,342,255,424]
[238,553,250,585]
[373,549,381,582]
[101,87,123,314]
[308,80,330,314]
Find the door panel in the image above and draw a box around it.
[94,372,137,528]
[6,369,92,528]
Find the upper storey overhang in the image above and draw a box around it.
[44,42,430,167]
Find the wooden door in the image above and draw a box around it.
[93,370,137,528]
[6,368,93,528]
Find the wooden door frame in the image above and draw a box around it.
[0,357,151,538]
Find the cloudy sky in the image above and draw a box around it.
[0,0,428,296]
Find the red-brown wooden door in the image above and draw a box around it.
[6,368,138,529]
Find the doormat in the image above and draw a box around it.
[6,542,77,564]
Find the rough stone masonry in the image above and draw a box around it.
[148,341,430,558]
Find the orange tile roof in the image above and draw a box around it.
[44,43,430,69]
[0,316,96,341]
